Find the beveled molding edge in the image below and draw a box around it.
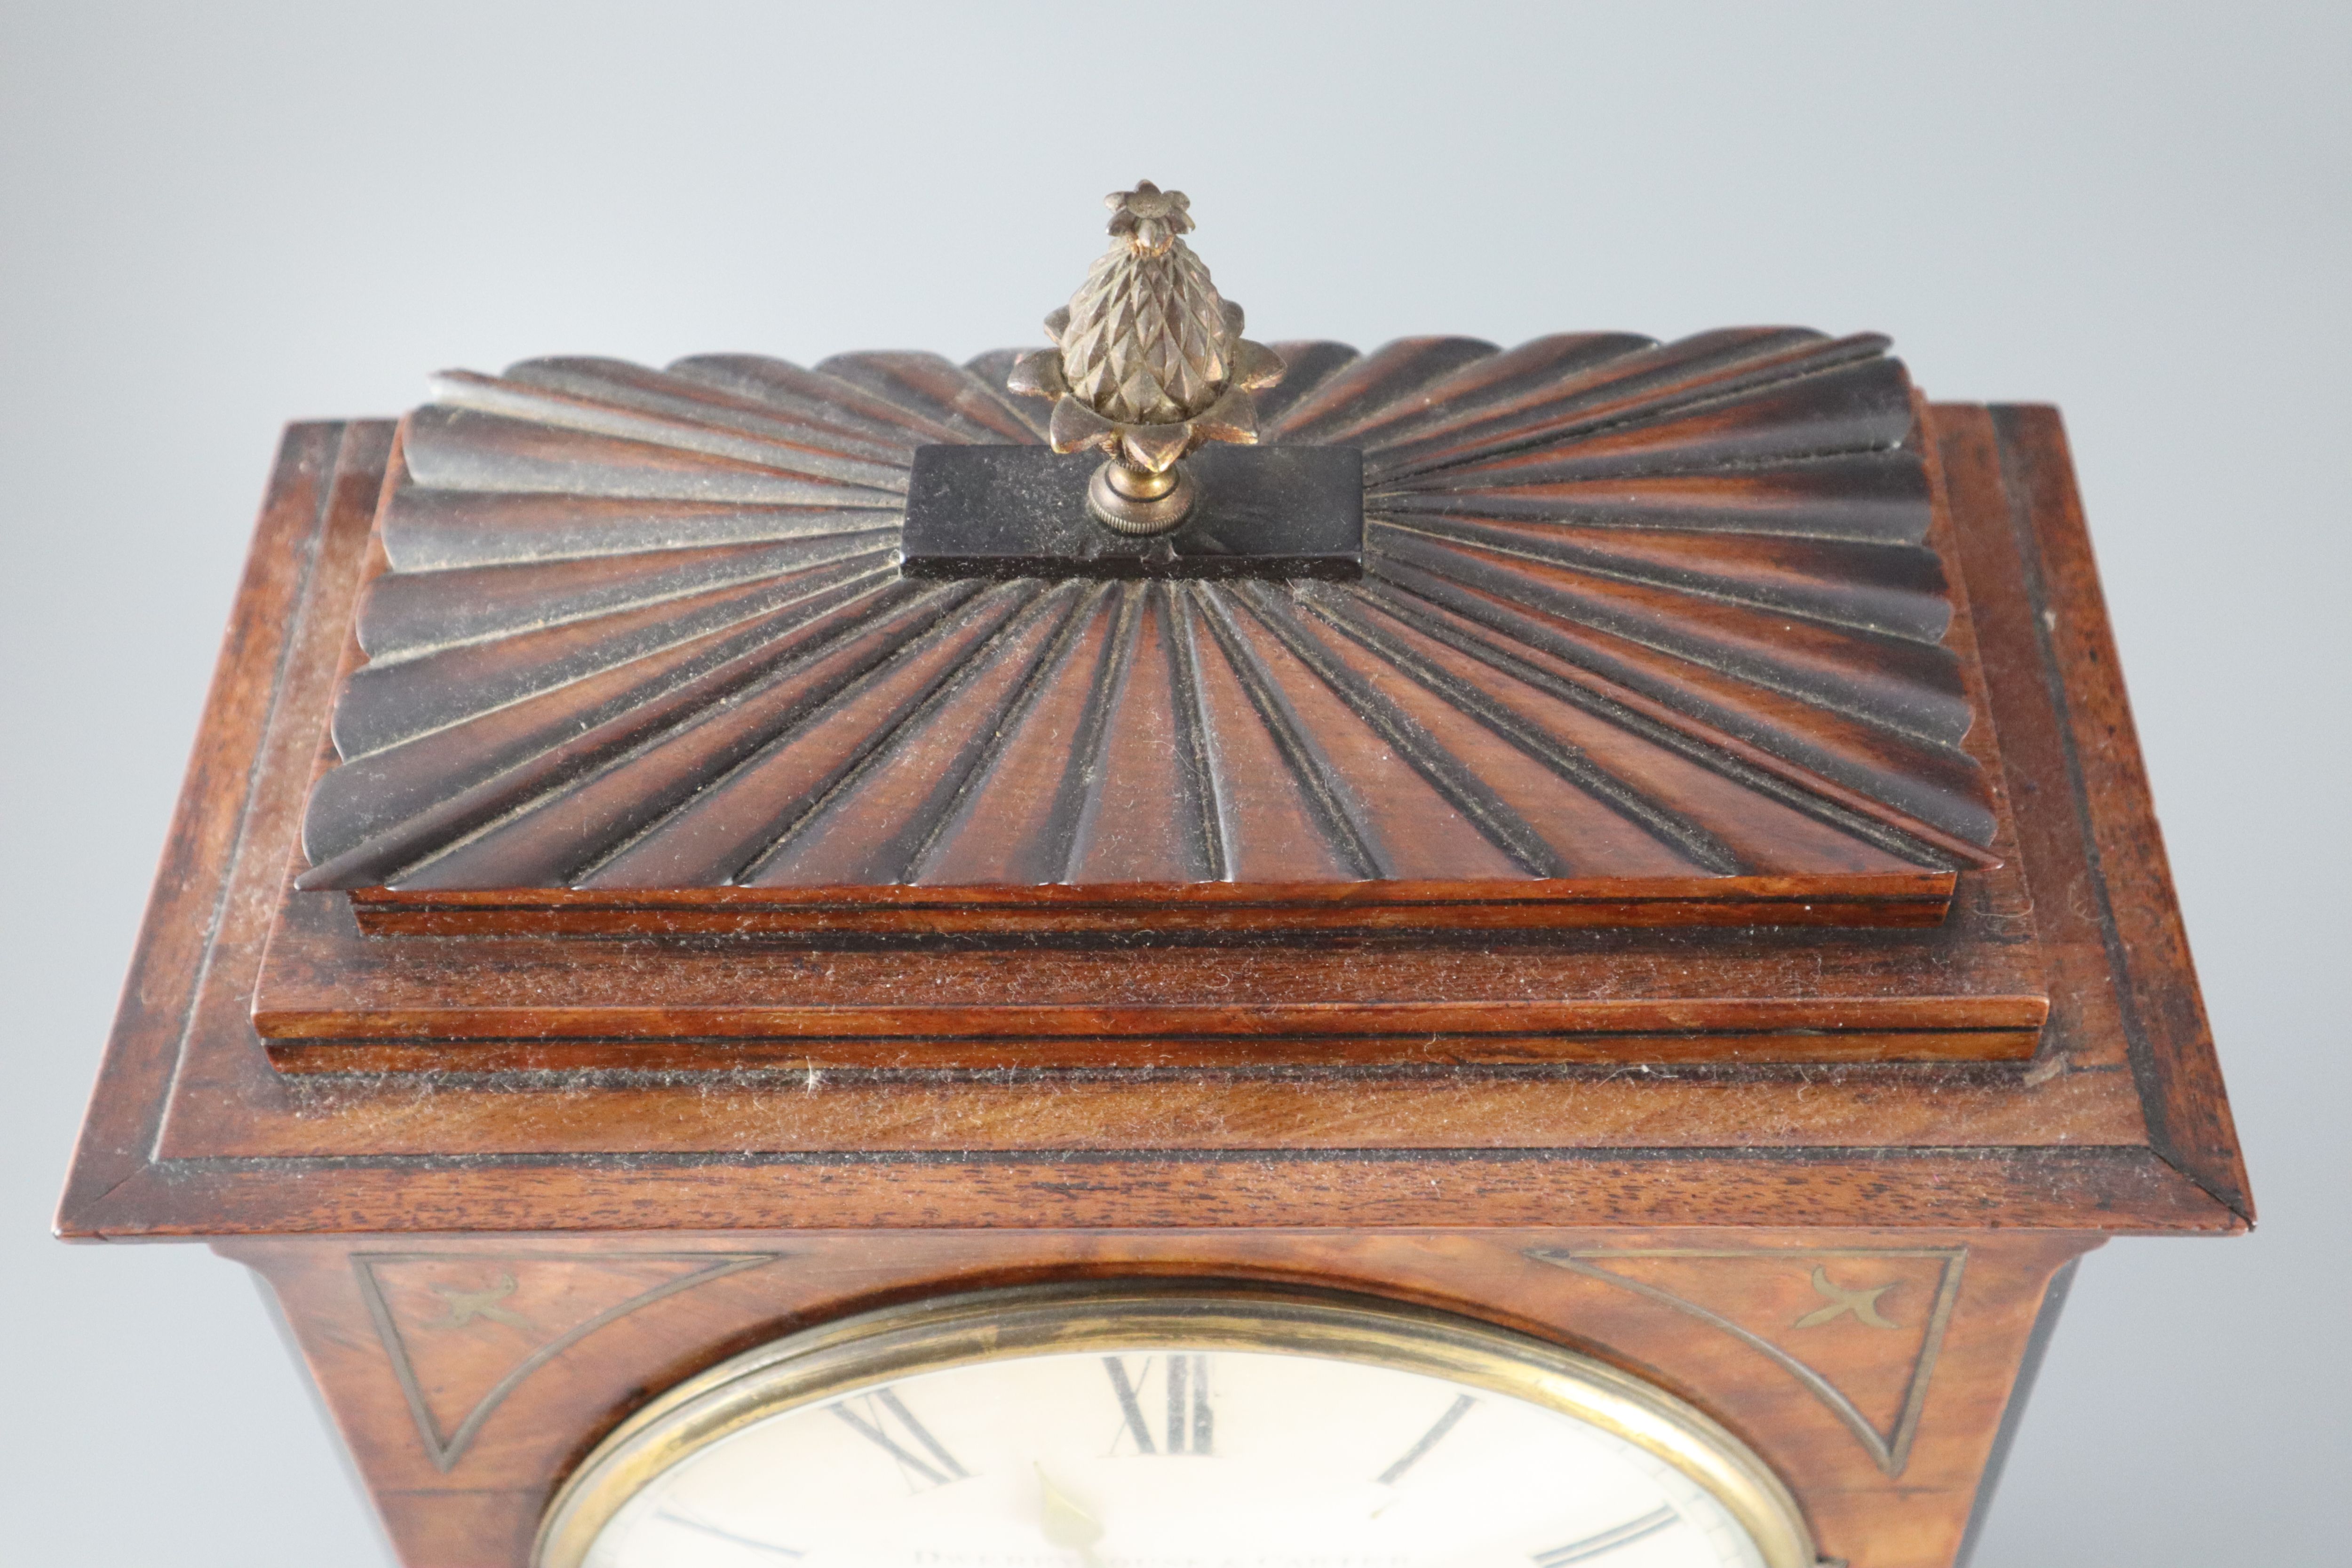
[338,871,1961,939]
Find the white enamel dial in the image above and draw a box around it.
[540,1290,1811,1568]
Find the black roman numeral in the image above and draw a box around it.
[1104,1356,1157,1454]
[1103,1354,1214,1456]
[1376,1392,1476,1485]
[1532,1504,1680,1565]
[830,1386,970,1491]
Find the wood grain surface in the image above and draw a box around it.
[294,334,2002,942]
[224,1227,2095,1568]
[247,362,2058,1070]
[56,401,2249,1238]
[58,394,2248,1568]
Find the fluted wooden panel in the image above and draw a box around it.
[297,334,2001,931]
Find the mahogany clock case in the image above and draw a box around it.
[57,374,2247,1568]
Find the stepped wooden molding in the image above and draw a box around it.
[294,328,2004,938]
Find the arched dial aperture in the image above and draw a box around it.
[536,1290,1815,1568]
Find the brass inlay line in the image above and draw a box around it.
[355,1250,779,1472]
[1529,1245,1967,1476]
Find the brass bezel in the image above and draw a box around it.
[535,1281,1818,1568]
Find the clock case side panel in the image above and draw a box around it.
[220,1228,2101,1568]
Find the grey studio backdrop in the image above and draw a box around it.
[3,4,2344,1563]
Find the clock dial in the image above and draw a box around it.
[545,1291,1809,1568]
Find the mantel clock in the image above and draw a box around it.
[61,184,2249,1568]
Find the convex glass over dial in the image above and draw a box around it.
[538,1286,1815,1568]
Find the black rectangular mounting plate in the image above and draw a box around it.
[900,444,1364,581]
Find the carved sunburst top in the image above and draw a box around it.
[295,329,2001,931]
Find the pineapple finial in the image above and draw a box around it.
[1009,182,1286,534]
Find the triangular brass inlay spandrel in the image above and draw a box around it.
[354,1250,778,1471]
[1528,1245,1967,1475]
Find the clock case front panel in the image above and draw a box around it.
[225,1228,2090,1568]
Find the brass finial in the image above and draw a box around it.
[1009,182,1286,534]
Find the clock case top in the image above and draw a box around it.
[238,328,2068,1075]
[296,330,2001,935]
[56,397,2250,1238]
